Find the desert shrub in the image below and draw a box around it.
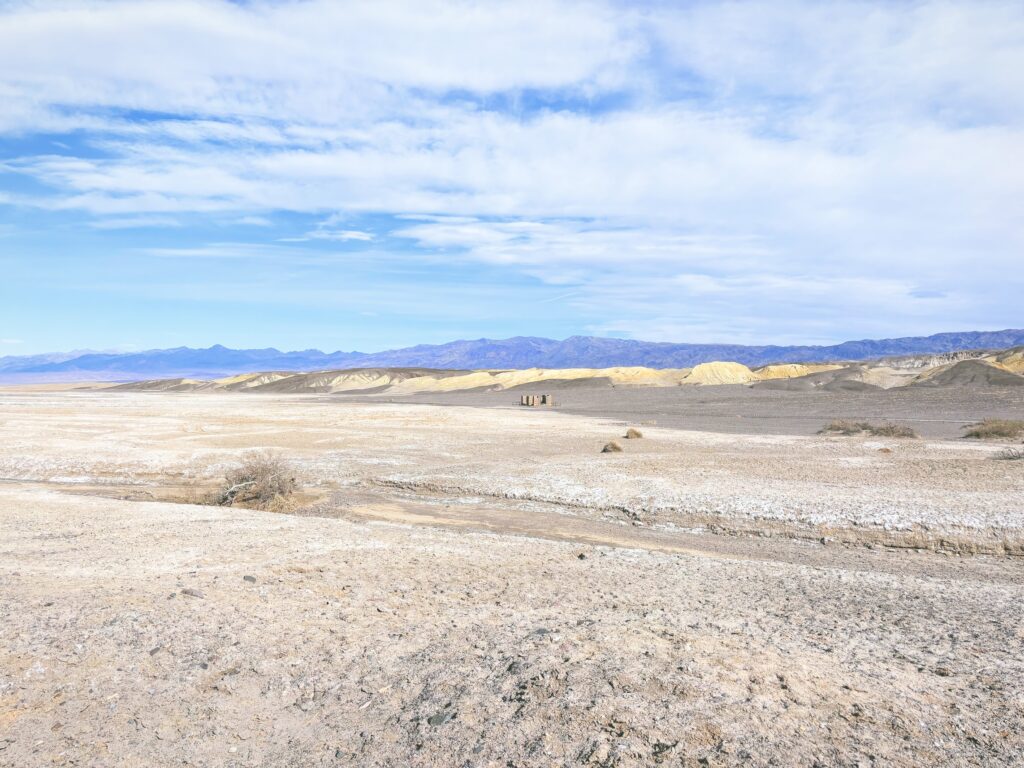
[963,419,1024,440]
[601,441,623,453]
[819,420,916,438]
[868,423,918,439]
[625,428,643,439]
[994,447,1024,461]
[217,450,297,509]
[819,420,873,436]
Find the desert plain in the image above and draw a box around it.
[1,373,1023,766]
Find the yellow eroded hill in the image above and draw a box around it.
[683,362,757,385]
[387,366,693,393]
[755,363,844,380]
[984,347,1024,373]
[215,372,295,389]
[120,353,1024,395]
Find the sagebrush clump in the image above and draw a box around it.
[819,420,872,435]
[868,423,918,438]
[819,420,917,438]
[217,450,297,510]
[963,419,1024,440]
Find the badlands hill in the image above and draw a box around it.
[114,347,1024,395]
[6,329,1024,382]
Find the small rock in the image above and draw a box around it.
[427,709,456,726]
[181,588,205,598]
[243,575,257,583]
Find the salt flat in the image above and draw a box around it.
[1,390,1021,546]
[1,390,1023,766]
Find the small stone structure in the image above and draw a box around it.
[519,394,554,407]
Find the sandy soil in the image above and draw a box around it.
[1,390,1023,766]
[2,390,1020,547]
[386,382,1024,439]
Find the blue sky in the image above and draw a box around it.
[1,0,1022,355]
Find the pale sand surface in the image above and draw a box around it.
[1,391,1022,541]
[1,391,1023,766]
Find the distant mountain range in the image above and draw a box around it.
[2,329,1023,382]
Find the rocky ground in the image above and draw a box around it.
[1,390,1023,766]
[388,380,1024,439]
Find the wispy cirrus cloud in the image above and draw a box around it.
[0,0,1022,350]
[88,216,180,229]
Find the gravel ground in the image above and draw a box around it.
[381,382,1024,439]
[1,390,1023,766]
[0,391,1021,545]
[2,487,1023,767]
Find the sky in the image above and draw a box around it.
[1,0,1022,356]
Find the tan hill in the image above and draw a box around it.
[249,368,467,394]
[983,346,1024,373]
[109,346,1024,396]
[758,363,924,391]
[682,361,758,385]
[117,366,698,394]
[754,363,844,380]
[111,377,211,392]
[910,359,1024,387]
[214,372,296,389]
[388,366,693,393]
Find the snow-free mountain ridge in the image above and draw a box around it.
[2,330,1024,382]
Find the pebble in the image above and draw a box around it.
[427,709,456,726]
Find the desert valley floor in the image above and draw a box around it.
[1,386,1023,766]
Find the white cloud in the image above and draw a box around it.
[0,0,635,133]
[650,1,1024,125]
[0,0,1021,342]
[89,216,180,229]
[310,230,374,242]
